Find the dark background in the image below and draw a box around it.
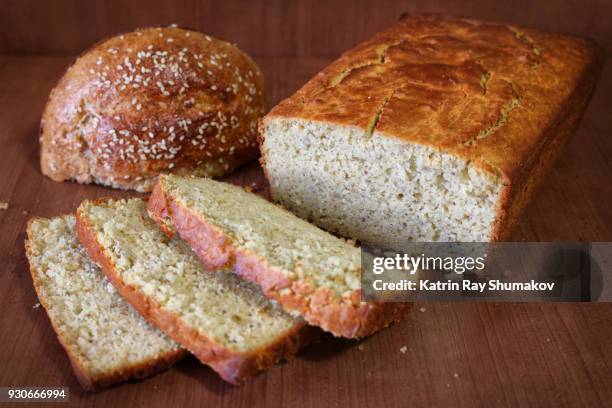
[1,0,610,111]
[1,0,611,57]
[1,1,611,407]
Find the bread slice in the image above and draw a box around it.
[25,215,186,391]
[76,198,313,384]
[148,174,410,338]
[259,14,602,248]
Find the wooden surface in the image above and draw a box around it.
[0,53,611,408]
[1,31,612,408]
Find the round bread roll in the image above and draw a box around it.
[40,27,264,192]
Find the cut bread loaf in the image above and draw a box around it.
[25,215,186,391]
[76,198,313,384]
[259,14,602,248]
[148,174,410,338]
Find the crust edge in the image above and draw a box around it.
[148,179,411,339]
[75,202,317,385]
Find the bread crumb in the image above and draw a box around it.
[358,344,365,351]
[0,201,8,210]
[453,372,459,378]
[249,182,263,193]
[22,210,28,215]
[419,307,426,313]
[32,302,41,309]
[399,345,407,353]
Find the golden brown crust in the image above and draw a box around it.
[41,26,264,192]
[262,13,603,241]
[492,51,602,240]
[148,179,411,338]
[25,218,187,392]
[75,204,317,385]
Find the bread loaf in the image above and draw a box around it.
[259,14,602,248]
[148,175,410,338]
[76,198,315,384]
[25,216,186,391]
[41,26,264,192]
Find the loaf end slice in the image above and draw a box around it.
[25,216,186,391]
[76,198,315,384]
[148,175,411,338]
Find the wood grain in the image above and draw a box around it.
[1,0,611,57]
[0,53,611,408]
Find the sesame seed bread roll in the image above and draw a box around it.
[41,27,264,192]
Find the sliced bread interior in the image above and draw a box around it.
[148,174,410,338]
[76,198,313,384]
[260,118,503,247]
[25,215,186,391]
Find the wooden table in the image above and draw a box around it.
[0,54,611,407]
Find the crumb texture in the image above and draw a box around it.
[262,14,600,245]
[160,175,362,295]
[263,120,502,246]
[26,216,182,382]
[149,175,408,339]
[77,198,303,354]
